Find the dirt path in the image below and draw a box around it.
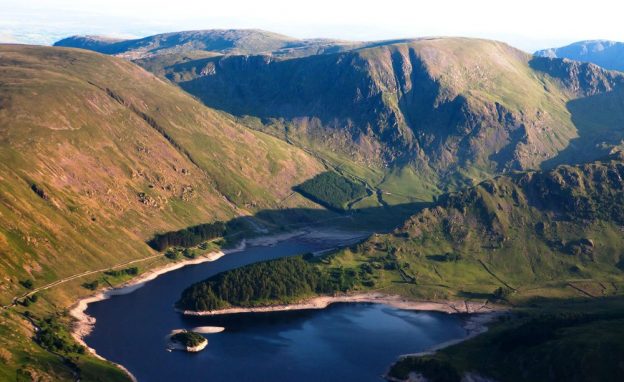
[1,252,166,309]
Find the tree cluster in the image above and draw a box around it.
[295,171,368,211]
[148,221,226,251]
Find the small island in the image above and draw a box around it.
[169,330,208,352]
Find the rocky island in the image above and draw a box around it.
[169,330,208,353]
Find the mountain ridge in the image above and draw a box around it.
[165,37,624,196]
[54,29,366,60]
[535,40,624,72]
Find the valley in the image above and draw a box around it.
[1,26,624,382]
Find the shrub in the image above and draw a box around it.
[104,267,139,277]
[493,286,513,301]
[171,331,205,347]
[82,280,99,290]
[20,279,34,289]
[36,316,85,355]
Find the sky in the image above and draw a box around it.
[2,0,623,52]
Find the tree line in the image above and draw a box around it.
[176,255,368,311]
[147,221,226,251]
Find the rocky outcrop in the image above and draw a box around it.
[530,56,624,96]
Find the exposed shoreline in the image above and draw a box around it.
[68,249,234,382]
[180,292,503,316]
[68,228,368,381]
[181,292,505,381]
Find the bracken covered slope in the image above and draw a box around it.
[0,44,323,302]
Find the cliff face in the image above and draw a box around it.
[55,34,624,197]
[165,38,624,189]
[529,56,624,96]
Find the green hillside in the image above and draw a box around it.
[0,44,325,300]
[181,153,624,305]
[179,154,624,380]
[0,44,326,381]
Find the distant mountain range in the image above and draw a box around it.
[535,40,624,71]
[54,29,366,60]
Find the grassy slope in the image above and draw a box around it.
[0,44,324,380]
[182,154,624,307]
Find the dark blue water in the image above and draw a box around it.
[85,235,469,381]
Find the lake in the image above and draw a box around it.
[84,232,469,381]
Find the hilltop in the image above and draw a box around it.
[54,29,365,59]
[536,40,624,71]
[57,33,624,204]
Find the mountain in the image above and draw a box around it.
[59,33,624,203]
[0,44,325,305]
[10,33,624,380]
[54,29,365,60]
[158,37,624,200]
[380,152,624,381]
[535,40,624,72]
[52,35,125,51]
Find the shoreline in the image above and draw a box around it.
[181,292,505,380]
[180,292,503,316]
[68,228,368,381]
[68,249,235,382]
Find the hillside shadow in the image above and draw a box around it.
[224,201,431,239]
[529,58,624,169]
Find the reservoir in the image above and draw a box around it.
[84,232,470,381]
